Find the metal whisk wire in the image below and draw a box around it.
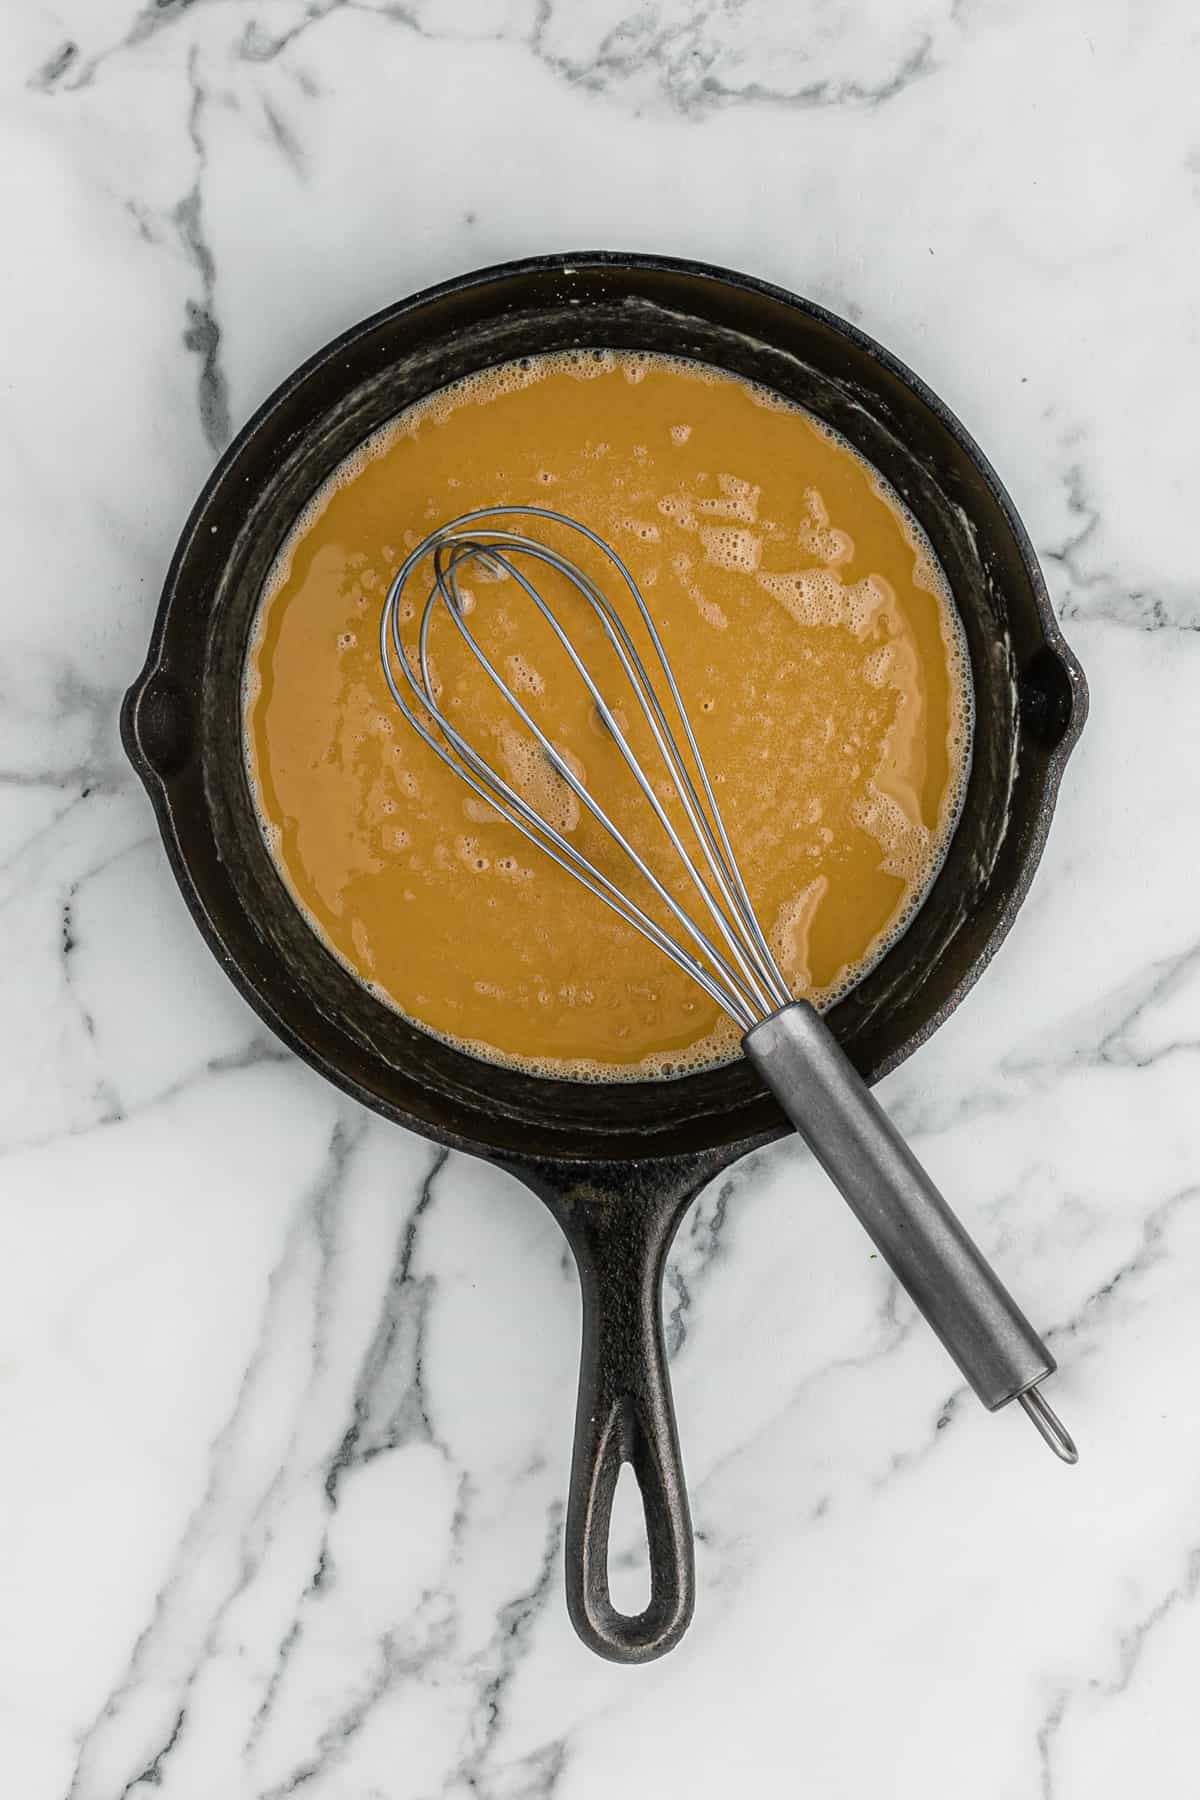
[379,505,793,1031]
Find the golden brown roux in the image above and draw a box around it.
[244,351,970,1078]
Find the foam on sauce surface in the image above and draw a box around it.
[244,351,971,1079]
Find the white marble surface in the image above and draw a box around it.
[3,1,1199,1793]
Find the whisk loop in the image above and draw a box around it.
[380,505,793,1032]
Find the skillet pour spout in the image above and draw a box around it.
[123,251,1087,1661]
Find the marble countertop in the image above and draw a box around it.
[4,1,1199,1794]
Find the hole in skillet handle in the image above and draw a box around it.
[609,1459,653,1614]
[1018,647,1077,752]
[121,668,194,782]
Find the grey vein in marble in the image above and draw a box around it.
[1044,464,1200,635]
[324,1144,451,1496]
[66,1114,369,1800]
[1038,1543,1200,1800]
[664,1151,767,1357]
[31,0,947,122]
[175,47,231,455]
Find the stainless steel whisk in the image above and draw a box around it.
[381,505,1077,1462]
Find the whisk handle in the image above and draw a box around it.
[743,1002,1056,1414]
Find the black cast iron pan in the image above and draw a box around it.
[122,252,1087,1662]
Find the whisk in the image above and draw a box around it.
[380,505,1077,1463]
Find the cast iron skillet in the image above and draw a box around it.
[122,252,1087,1663]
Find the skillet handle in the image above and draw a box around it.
[564,1188,693,1661]
[509,1151,724,1662]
